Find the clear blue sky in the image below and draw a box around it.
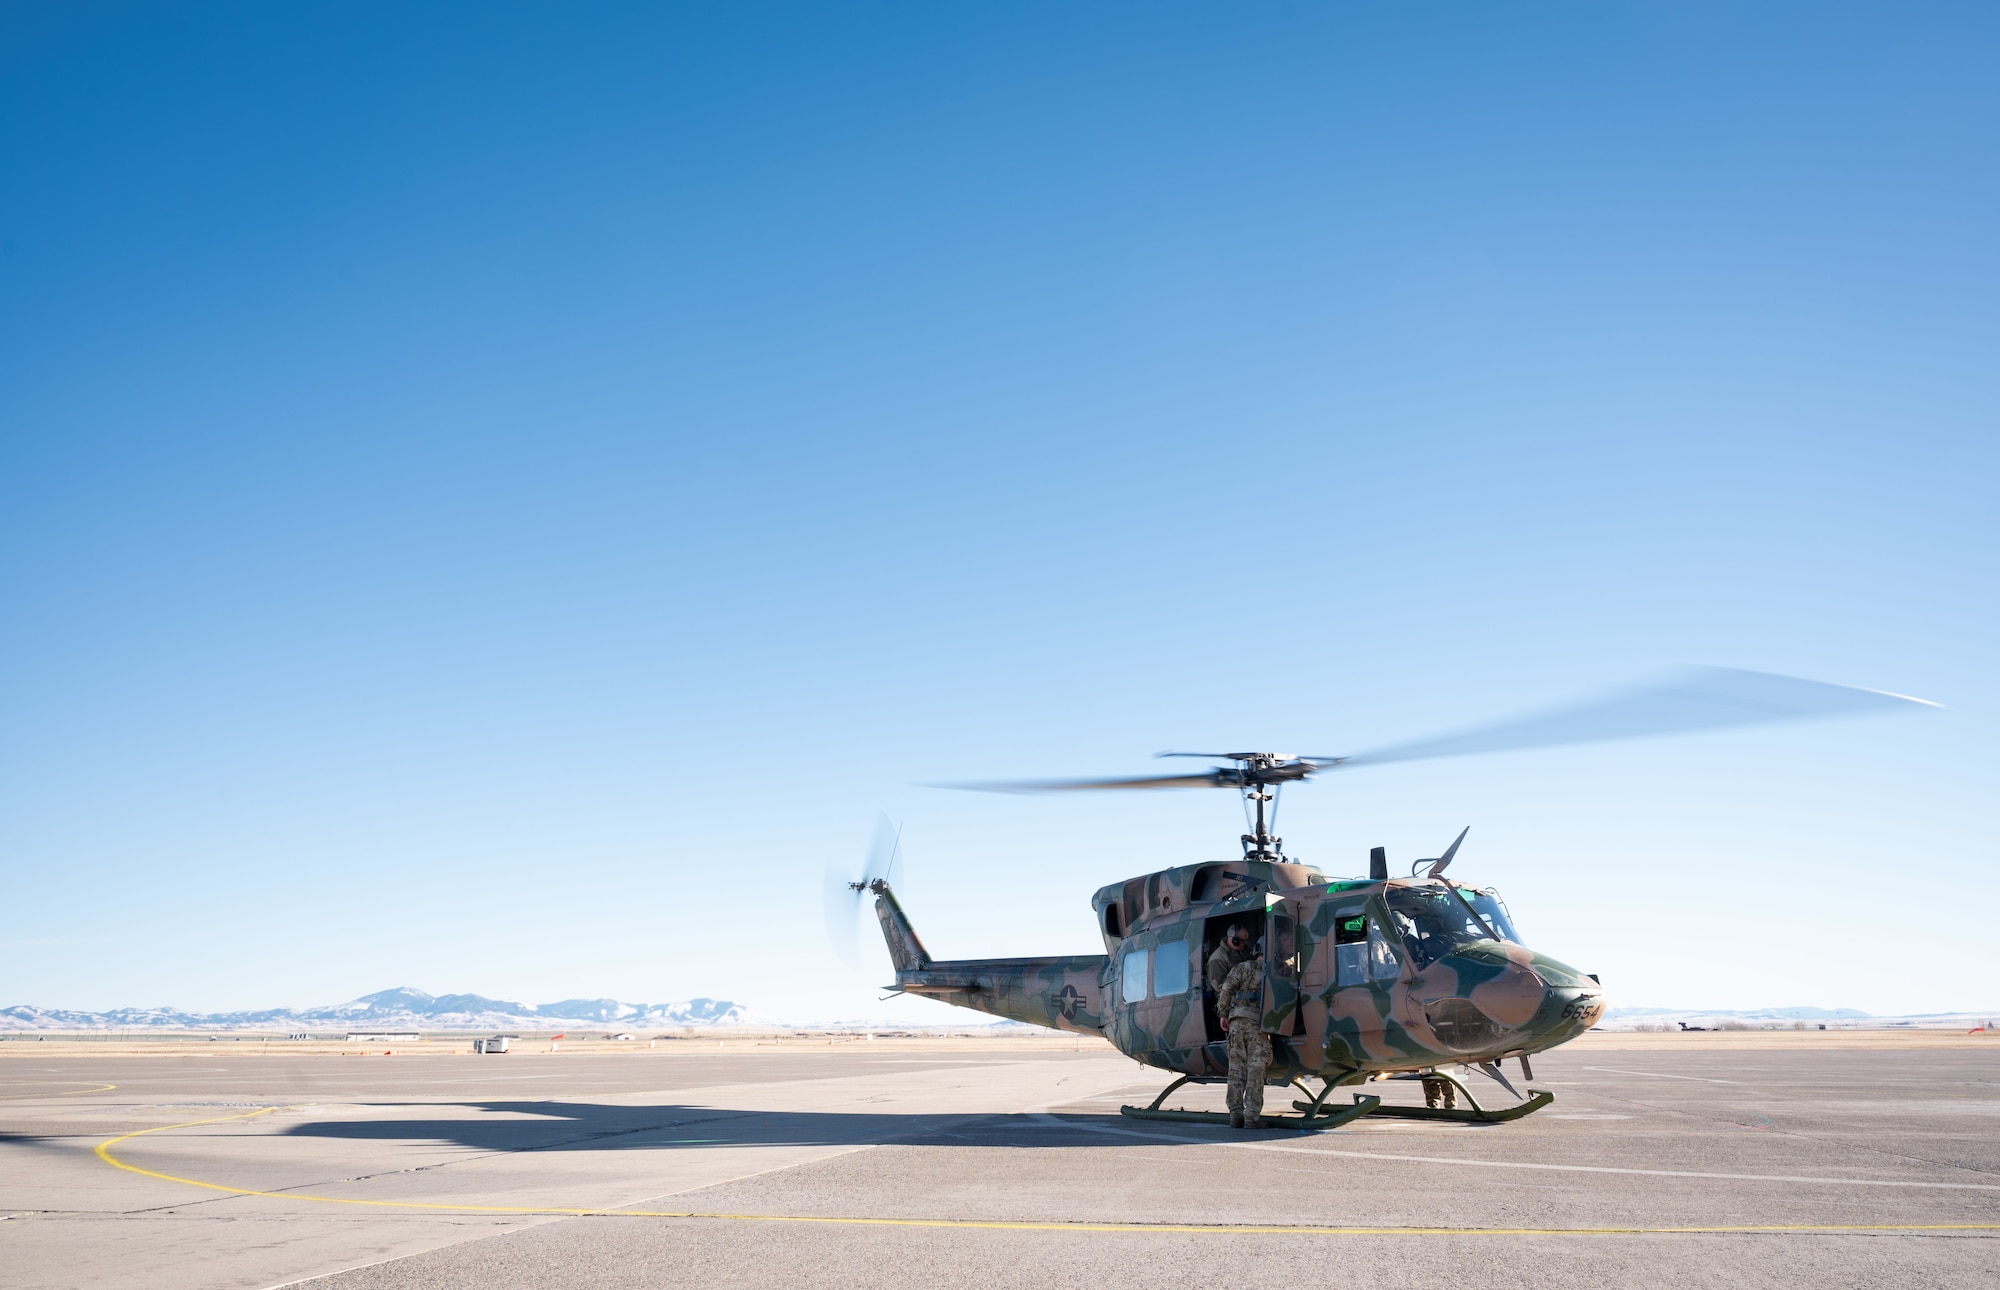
[3,3,1994,1022]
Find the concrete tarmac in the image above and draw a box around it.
[2,1037,1996,1288]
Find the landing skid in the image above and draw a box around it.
[1120,1075,1381,1131]
[1121,1069,1554,1130]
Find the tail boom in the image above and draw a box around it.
[870,882,1106,1035]
[895,955,1108,1035]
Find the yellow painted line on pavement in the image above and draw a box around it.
[94,1107,2000,1237]
[0,1082,116,1100]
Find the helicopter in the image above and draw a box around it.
[827,667,1939,1128]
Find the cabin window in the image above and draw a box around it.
[1368,920,1402,980]
[1267,910,1300,982]
[1121,947,1150,1003]
[1152,938,1190,997]
[1333,907,1369,987]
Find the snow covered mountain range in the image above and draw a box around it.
[0,987,785,1032]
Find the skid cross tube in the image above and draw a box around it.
[1360,1068,1555,1123]
[1142,1075,1201,1112]
[1290,1074,1348,1119]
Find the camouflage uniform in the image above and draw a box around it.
[1215,958,1270,1126]
[1206,940,1251,994]
[1206,939,1253,1112]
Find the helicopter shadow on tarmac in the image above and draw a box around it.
[279,1101,1173,1154]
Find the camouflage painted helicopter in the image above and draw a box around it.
[827,668,1938,1128]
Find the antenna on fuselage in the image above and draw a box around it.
[1420,826,1471,879]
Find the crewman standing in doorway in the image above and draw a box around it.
[1215,951,1270,1129]
[1206,922,1254,994]
[1207,922,1257,1122]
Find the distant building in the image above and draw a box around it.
[345,1033,420,1042]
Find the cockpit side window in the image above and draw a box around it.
[1385,884,1496,968]
[1367,914,1402,980]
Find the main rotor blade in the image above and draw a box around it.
[1154,751,1296,761]
[1334,667,1940,769]
[944,770,1239,793]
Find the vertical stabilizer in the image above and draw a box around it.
[871,881,932,972]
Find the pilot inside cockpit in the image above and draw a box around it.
[1385,884,1497,968]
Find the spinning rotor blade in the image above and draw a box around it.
[1156,751,1296,761]
[933,669,1937,802]
[822,816,903,969]
[822,861,863,968]
[947,771,1238,794]
[1326,667,1940,770]
[868,816,904,891]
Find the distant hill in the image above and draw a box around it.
[0,986,786,1032]
[1606,1005,1872,1022]
[1599,1005,1998,1030]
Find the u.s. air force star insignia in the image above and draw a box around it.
[1055,985,1083,1020]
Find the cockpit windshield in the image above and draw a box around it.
[1384,882,1520,967]
[1461,887,1520,945]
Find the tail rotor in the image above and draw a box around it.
[823,815,903,969]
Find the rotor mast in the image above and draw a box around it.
[1219,753,1319,862]
[1244,787,1278,859]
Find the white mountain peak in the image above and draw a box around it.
[0,989,788,1031]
